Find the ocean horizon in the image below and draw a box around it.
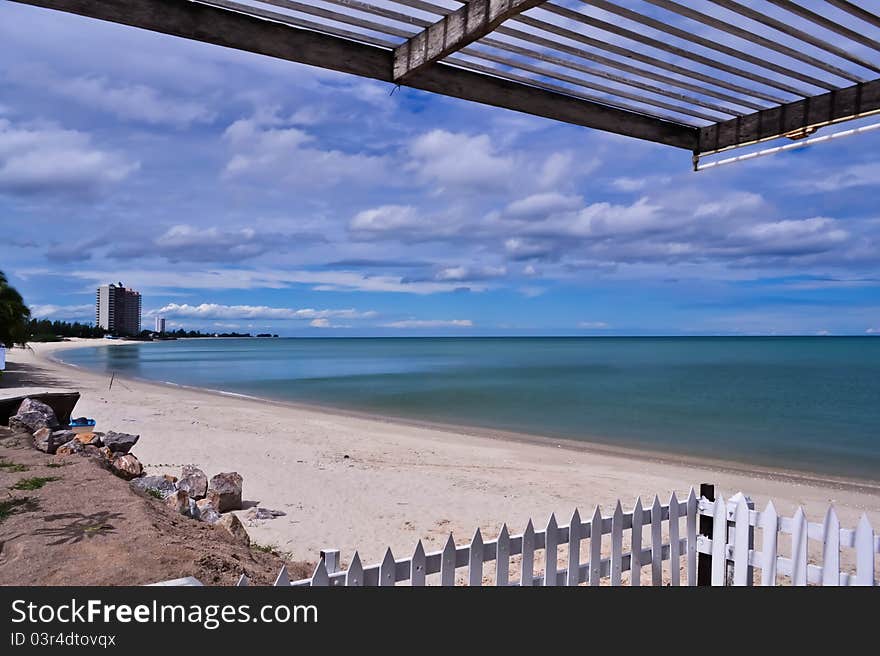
[59,336,880,482]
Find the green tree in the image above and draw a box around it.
[0,270,31,348]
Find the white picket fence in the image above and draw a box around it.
[697,494,879,586]
[237,488,878,587]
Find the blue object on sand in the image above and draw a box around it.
[69,417,96,428]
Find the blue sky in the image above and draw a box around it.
[0,1,878,336]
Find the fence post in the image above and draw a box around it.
[697,483,714,586]
[321,548,340,585]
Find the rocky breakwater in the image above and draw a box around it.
[11,398,144,479]
[4,397,280,546]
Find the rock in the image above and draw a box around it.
[101,431,139,454]
[98,446,113,461]
[109,453,143,480]
[185,497,200,520]
[164,489,189,514]
[33,428,74,454]
[9,398,60,433]
[74,432,101,446]
[199,508,222,524]
[217,513,250,545]
[178,465,208,499]
[206,472,243,512]
[196,498,221,523]
[82,445,105,460]
[130,475,178,498]
[245,507,286,521]
[56,439,84,456]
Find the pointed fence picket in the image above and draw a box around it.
[695,495,878,586]
[284,488,700,587]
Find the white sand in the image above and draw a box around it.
[5,340,879,572]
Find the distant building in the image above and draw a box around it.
[154,316,166,333]
[96,282,142,336]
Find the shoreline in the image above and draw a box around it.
[48,340,880,495]
[5,339,879,566]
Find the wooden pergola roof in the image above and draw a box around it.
[13,0,880,161]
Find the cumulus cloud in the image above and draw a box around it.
[407,130,514,190]
[154,303,376,321]
[0,118,138,196]
[383,319,473,328]
[222,116,389,188]
[578,321,610,329]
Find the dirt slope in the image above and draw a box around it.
[0,428,312,586]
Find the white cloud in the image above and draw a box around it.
[222,116,388,188]
[153,303,377,321]
[407,130,515,190]
[383,319,473,328]
[29,303,94,320]
[505,192,583,218]
[55,75,215,127]
[0,118,138,195]
[579,321,610,329]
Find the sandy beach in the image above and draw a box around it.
[4,339,879,572]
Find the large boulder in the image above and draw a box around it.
[206,472,243,512]
[74,432,102,446]
[164,489,190,515]
[178,465,207,500]
[109,453,143,480]
[217,513,250,545]
[101,431,139,454]
[33,428,75,454]
[56,439,85,456]
[196,498,221,524]
[9,398,60,433]
[130,475,178,498]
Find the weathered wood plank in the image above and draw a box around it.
[393,0,545,80]
[699,79,880,154]
[10,0,697,150]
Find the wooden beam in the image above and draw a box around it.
[393,0,545,81]
[699,79,880,154]
[8,0,698,150]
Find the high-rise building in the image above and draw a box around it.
[154,316,166,333]
[96,282,142,336]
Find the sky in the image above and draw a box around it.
[0,1,878,336]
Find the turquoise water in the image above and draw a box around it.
[60,337,880,481]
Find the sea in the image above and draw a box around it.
[59,337,880,481]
